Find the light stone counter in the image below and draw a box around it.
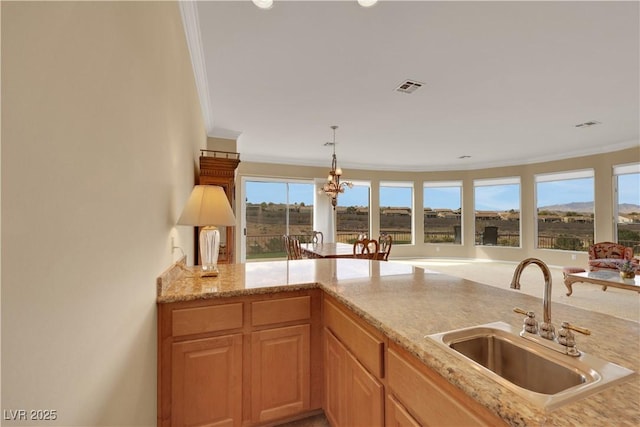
[158,258,640,426]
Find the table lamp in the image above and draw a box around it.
[177,185,236,276]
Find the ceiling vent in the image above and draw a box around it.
[575,120,601,128]
[395,79,424,94]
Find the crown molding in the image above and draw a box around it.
[179,1,215,135]
[242,139,640,173]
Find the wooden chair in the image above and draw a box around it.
[311,230,324,244]
[378,233,393,261]
[353,238,379,260]
[283,235,303,260]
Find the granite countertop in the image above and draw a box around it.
[158,258,640,427]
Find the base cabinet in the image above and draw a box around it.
[158,291,321,427]
[323,328,346,426]
[387,343,506,427]
[324,328,384,427]
[171,334,242,427]
[251,324,311,423]
[345,350,384,427]
[161,290,505,427]
[386,394,421,427]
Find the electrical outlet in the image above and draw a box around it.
[571,254,577,260]
[436,246,440,252]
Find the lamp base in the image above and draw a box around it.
[199,264,219,277]
[199,226,221,276]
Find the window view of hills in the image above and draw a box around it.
[245,202,640,259]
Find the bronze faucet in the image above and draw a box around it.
[510,258,555,340]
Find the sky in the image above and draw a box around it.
[245,173,640,210]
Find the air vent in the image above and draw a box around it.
[395,79,425,94]
[575,120,601,128]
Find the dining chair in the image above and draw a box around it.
[378,233,393,261]
[282,235,292,259]
[353,238,379,260]
[284,235,304,260]
[311,230,324,244]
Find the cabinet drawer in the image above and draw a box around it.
[388,347,504,427]
[251,296,311,327]
[324,298,384,378]
[172,303,243,337]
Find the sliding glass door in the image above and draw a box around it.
[244,179,314,260]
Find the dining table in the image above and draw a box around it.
[300,242,384,259]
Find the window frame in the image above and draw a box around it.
[534,169,594,252]
[423,180,463,245]
[473,177,521,248]
[379,180,415,245]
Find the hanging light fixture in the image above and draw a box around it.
[320,125,353,209]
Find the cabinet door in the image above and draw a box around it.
[324,327,384,427]
[386,394,421,427]
[251,324,310,423]
[171,334,242,427]
[324,328,347,427]
[345,351,384,427]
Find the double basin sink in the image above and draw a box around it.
[427,321,636,411]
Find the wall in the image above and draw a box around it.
[1,2,203,425]
[237,146,639,267]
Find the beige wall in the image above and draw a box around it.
[237,146,639,267]
[2,2,203,425]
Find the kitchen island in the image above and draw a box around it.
[157,258,639,426]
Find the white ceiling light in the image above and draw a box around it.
[358,0,379,7]
[252,0,273,10]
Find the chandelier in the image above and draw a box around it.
[320,125,353,209]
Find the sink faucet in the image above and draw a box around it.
[510,258,555,340]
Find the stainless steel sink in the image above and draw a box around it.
[427,321,636,411]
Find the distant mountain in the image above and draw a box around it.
[539,202,640,214]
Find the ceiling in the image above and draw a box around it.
[180,1,639,171]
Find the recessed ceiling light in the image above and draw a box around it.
[252,0,273,10]
[358,0,379,7]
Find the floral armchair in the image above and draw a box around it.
[588,242,636,271]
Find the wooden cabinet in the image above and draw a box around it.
[323,295,505,427]
[324,328,347,427]
[160,289,505,427]
[323,296,385,427]
[386,394,421,427]
[171,334,242,427]
[158,290,322,427]
[251,324,310,423]
[198,150,240,264]
[387,342,506,427]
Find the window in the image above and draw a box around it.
[423,181,462,244]
[245,180,314,260]
[380,182,413,245]
[336,182,371,244]
[535,170,594,251]
[614,163,640,249]
[474,177,520,247]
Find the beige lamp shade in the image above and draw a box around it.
[177,185,236,227]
